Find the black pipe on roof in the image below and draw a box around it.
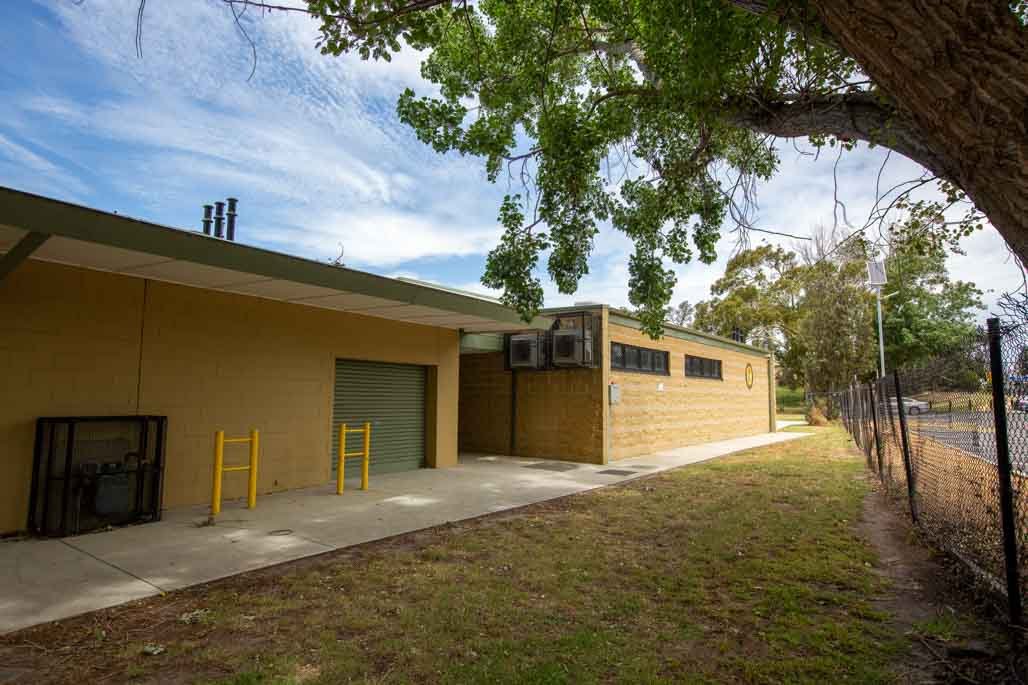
[226,197,238,241]
[201,204,213,235]
[213,201,225,238]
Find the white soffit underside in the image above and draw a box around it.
[2,234,522,331]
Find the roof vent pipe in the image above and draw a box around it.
[225,197,238,241]
[213,201,225,238]
[202,204,213,235]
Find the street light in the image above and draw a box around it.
[866,260,894,379]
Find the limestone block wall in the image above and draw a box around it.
[608,323,772,459]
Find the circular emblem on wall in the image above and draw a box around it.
[745,363,754,389]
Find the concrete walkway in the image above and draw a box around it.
[0,430,809,634]
[776,419,807,430]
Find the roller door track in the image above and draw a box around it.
[332,359,427,477]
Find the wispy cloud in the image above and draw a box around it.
[5,0,496,267]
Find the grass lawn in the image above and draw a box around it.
[4,428,926,683]
[776,386,806,415]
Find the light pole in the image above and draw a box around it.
[866,261,892,379]
[875,288,886,378]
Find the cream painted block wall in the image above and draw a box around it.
[0,260,460,534]
[609,323,771,459]
[0,262,143,534]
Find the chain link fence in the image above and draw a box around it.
[835,318,1026,628]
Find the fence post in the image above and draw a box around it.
[869,381,884,478]
[986,317,1024,628]
[893,369,918,524]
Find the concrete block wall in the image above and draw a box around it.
[514,366,604,462]
[458,352,604,463]
[609,323,772,459]
[457,351,511,455]
[0,260,460,534]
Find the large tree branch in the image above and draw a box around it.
[730,0,1028,278]
[725,92,957,183]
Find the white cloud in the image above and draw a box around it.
[257,209,502,266]
[0,132,91,198]
[9,0,489,266]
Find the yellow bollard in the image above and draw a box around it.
[212,430,225,516]
[361,421,371,491]
[248,429,259,509]
[336,423,347,495]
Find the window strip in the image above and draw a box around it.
[610,342,670,376]
[685,354,723,380]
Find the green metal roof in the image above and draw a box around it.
[609,310,770,358]
[0,186,551,332]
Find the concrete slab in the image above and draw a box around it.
[776,419,807,430]
[0,430,810,634]
[0,538,157,632]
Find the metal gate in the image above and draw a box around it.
[332,359,426,477]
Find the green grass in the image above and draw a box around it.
[776,386,806,414]
[6,428,917,684]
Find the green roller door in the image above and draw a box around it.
[332,359,426,477]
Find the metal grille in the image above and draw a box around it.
[836,319,1025,627]
[332,359,426,477]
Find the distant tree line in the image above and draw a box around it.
[678,224,983,395]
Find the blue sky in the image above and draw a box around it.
[0,0,1021,316]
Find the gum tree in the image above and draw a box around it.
[226,0,1026,335]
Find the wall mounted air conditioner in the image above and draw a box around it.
[552,328,593,366]
[509,332,546,369]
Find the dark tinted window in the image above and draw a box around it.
[611,343,625,368]
[685,355,722,379]
[611,343,670,375]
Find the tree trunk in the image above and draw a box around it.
[807,1,1028,264]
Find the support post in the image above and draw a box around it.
[869,381,884,478]
[893,370,918,524]
[0,231,48,281]
[212,430,224,516]
[361,421,371,491]
[875,288,886,379]
[986,317,1024,627]
[337,423,347,495]
[247,429,259,509]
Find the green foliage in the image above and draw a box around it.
[308,0,865,336]
[776,385,805,412]
[305,0,1003,339]
[797,253,877,392]
[879,237,984,370]
[691,223,982,392]
[693,244,801,340]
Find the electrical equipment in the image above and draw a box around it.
[29,416,167,537]
[509,332,546,369]
[552,328,593,366]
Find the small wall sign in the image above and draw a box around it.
[745,363,754,389]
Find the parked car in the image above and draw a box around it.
[891,397,930,416]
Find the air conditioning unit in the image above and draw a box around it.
[552,328,593,366]
[509,333,545,368]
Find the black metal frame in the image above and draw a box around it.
[684,354,723,380]
[610,342,671,376]
[28,415,167,537]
